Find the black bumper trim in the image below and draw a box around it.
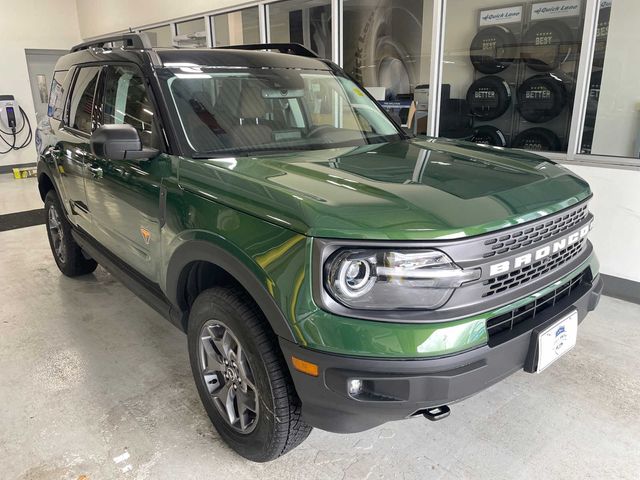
[280,273,603,434]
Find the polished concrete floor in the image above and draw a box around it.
[1,175,639,479]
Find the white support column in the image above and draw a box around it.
[331,0,342,66]
[170,22,177,47]
[259,3,268,43]
[426,0,446,137]
[566,0,600,159]
[205,15,213,48]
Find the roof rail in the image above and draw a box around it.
[215,43,319,58]
[71,32,152,53]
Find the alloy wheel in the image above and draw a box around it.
[198,320,259,433]
[48,204,65,263]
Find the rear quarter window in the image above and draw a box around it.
[47,70,68,121]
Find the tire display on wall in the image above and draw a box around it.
[470,125,508,147]
[466,75,512,120]
[521,20,575,71]
[517,74,568,123]
[512,127,561,151]
[469,26,518,74]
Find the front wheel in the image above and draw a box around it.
[187,287,312,462]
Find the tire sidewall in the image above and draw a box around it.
[187,290,281,461]
[44,190,69,271]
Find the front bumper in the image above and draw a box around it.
[280,273,603,433]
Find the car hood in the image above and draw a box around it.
[178,138,591,240]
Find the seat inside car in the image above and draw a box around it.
[228,83,274,148]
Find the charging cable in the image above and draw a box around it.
[0,106,33,155]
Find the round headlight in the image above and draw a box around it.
[332,254,376,298]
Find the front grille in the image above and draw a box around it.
[482,203,588,258]
[486,269,588,339]
[482,238,587,297]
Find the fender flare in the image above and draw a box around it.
[166,239,297,343]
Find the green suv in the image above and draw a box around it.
[36,34,602,462]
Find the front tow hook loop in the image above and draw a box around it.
[423,405,451,421]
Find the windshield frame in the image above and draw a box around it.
[157,63,410,159]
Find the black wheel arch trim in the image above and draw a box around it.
[166,240,297,343]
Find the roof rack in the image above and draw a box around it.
[215,43,319,58]
[71,32,152,53]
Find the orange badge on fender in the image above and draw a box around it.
[140,227,151,245]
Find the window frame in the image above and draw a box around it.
[96,62,162,149]
[62,64,103,138]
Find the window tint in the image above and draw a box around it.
[68,66,100,133]
[47,70,67,121]
[102,65,156,147]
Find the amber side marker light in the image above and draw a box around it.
[291,356,319,377]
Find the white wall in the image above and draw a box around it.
[564,164,640,283]
[1,0,81,166]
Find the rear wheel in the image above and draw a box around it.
[187,286,312,462]
[44,190,97,277]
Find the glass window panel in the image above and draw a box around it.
[102,65,157,147]
[212,7,260,47]
[176,18,207,48]
[343,0,434,129]
[68,66,100,133]
[267,0,332,58]
[441,0,586,153]
[142,25,174,47]
[580,0,637,159]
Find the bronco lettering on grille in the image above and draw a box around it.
[489,221,592,277]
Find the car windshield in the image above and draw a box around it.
[164,67,403,156]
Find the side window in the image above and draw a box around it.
[102,65,156,147]
[67,66,101,133]
[47,70,68,121]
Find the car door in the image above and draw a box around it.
[83,63,167,282]
[54,65,101,230]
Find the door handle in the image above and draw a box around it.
[87,165,103,179]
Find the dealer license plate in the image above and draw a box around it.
[535,310,578,373]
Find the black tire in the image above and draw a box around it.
[470,25,518,74]
[187,287,312,462]
[44,190,98,277]
[470,125,508,147]
[466,76,511,120]
[512,127,561,152]
[517,74,568,123]
[521,20,575,72]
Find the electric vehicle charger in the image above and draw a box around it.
[0,95,33,155]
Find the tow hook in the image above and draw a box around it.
[423,405,450,421]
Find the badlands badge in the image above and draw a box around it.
[140,227,151,245]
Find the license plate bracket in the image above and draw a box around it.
[524,309,578,373]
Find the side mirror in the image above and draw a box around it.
[90,124,158,161]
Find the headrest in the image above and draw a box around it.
[238,83,266,118]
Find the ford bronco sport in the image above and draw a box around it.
[36,34,602,462]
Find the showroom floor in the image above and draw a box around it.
[1,175,639,479]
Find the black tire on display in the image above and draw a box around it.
[521,20,575,72]
[512,127,561,152]
[44,190,98,277]
[466,76,512,120]
[470,125,508,147]
[187,287,312,462]
[469,25,518,74]
[517,74,568,123]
